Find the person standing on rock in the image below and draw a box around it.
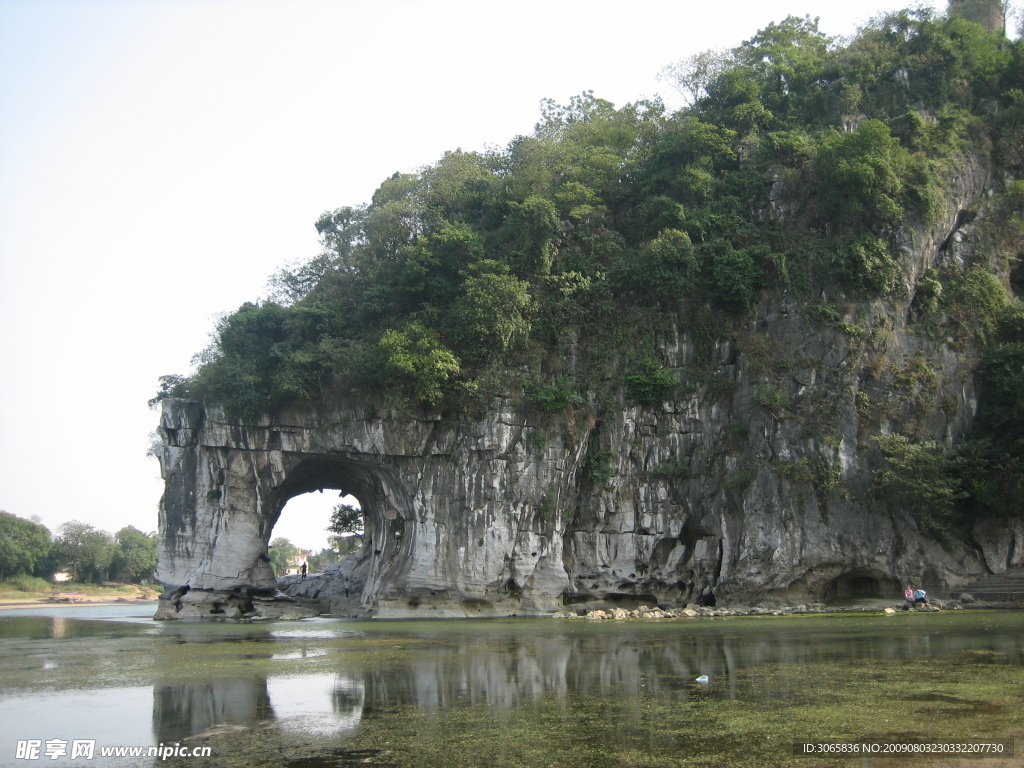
[301,562,307,579]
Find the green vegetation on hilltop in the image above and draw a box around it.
[155,7,1024,525]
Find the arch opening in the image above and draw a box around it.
[268,456,411,614]
[269,490,361,577]
[268,458,380,546]
[270,462,373,564]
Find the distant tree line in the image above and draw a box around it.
[0,511,157,584]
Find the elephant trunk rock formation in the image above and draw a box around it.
[154,149,1024,619]
[154,360,1019,620]
[154,397,578,619]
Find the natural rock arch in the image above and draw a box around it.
[153,397,576,619]
[153,158,1024,619]
[153,370,1015,620]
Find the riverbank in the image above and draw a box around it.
[0,597,159,611]
[561,594,1022,621]
[0,582,159,611]
[3,590,1012,618]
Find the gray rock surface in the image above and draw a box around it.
[153,585,318,620]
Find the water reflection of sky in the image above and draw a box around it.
[0,608,1022,767]
[0,604,156,621]
[0,687,153,767]
[0,676,366,766]
[267,674,364,736]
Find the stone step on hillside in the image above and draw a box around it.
[960,568,1024,601]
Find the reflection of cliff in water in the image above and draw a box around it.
[153,619,1024,741]
[154,680,274,743]
[363,623,1022,710]
[153,674,366,742]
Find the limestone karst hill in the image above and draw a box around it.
[153,4,1024,618]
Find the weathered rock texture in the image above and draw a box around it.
[948,0,1005,35]
[155,152,1024,619]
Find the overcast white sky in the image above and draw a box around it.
[0,0,943,556]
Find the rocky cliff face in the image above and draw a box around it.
[155,153,1024,619]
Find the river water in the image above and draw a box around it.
[0,605,1022,767]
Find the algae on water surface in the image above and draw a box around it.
[0,610,1022,768]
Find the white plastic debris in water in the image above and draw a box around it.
[695,675,710,683]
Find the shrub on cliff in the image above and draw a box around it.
[625,359,678,406]
[813,120,923,233]
[448,265,533,361]
[964,302,1024,517]
[366,323,460,408]
[873,434,969,535]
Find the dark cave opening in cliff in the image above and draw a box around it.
[823,569,901,601]
[1010,259,1024,298]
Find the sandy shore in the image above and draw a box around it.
[0,597,158,611]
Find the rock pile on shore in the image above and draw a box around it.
[557,594,1017,620]
[560,603,831,620]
